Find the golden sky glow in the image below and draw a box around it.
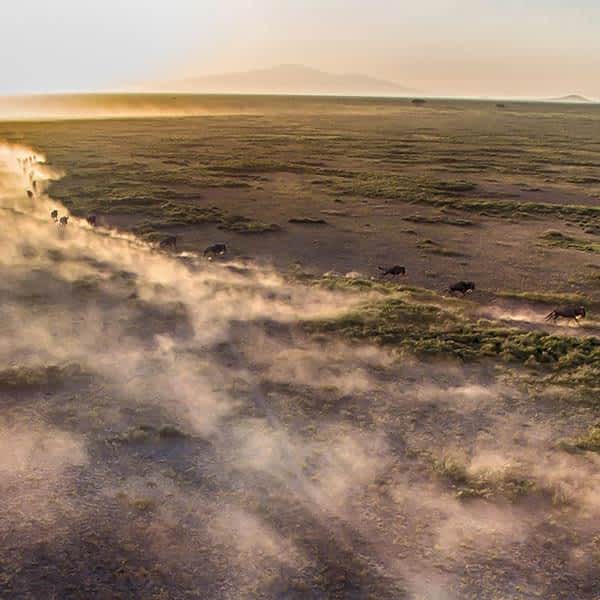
[3,0,600,98]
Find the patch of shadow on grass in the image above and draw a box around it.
[289,217,328,225]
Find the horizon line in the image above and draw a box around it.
[0,90,597,104]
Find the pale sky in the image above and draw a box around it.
[2,0,600,98]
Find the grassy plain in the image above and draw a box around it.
[2,95,600,599]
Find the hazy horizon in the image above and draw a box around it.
[3,1,600,99]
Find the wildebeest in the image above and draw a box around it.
[204,243,227,257]
[159,235,177,250]
[32,180,37,190]
[26,190,34,199]
[86,215,97,227]
[50,209,58,221]
[447,281,475,295]
[59,216,69,226]
[545,305,586,325]
[378,265,406,278]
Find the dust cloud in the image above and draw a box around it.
[1,143,599,598]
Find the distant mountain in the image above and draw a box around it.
[158,64,416,97]
[548,94,593,103]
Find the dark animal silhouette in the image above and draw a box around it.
[26,190,33,199]
[378,265,406,278]
[159,235,177,250]
[545,305,586,325]
[412,98,426,105]
[447,281,475,295]
[496,103,506,108]
[204,243,227,257]
[50,210,58,221]
[59,216,69,226]
[32,180,37,190]
[86,215,97,227]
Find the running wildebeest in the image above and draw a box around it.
[378,265,406,278]
[86,215,97,227]
[50,210,58,221]
[204,243,227,257]
[59,216,69,226]
[447,281,475,295]
[26,190,34,199]
[159,235,177,250]
[545,305,586,325]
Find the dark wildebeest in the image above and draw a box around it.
[545,305,586,325]
[378,265,406,278]
[59,216,69,226]
[204,243,227,257]
[32,180,37,190]
[26,190,34,199]
[447,281,475,295]
[86,215,97,227]
[159,235,177,250]
[50,210,58,221]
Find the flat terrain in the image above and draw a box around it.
[3,95,600,294]
[1,96,600,599]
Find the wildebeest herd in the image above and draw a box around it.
[378,264,476,297]
[371,265,587,326]
[17,153,589,326]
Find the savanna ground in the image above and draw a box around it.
[1,95,600,599]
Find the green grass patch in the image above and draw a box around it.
[539,230,600,254]
[218,215,281,233]
[128,202,222,230]
[114,424,188,444]
[560,424,600,453]
[304,291,600,367]
[404,213,475,226]
[308,275,398,295]
[431,455,535,501]
[432,181,478,195]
